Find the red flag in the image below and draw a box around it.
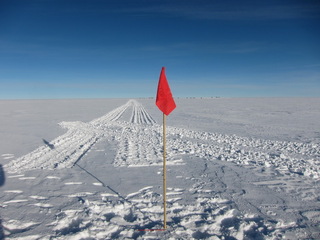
[156,67,176,116]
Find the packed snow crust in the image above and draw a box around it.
[0,98,319,239]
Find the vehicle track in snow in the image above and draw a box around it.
[5,100,157,172]
[129,100,156,125]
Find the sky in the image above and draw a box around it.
[0,0,319,99]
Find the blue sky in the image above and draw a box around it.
[0,0,319,99]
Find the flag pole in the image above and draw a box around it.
[163,112,167,229]
[156,66,176,230]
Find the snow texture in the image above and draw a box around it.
[0,98,320,239]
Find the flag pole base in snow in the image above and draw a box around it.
[137,229,167,231]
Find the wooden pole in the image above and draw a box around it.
[163,113,167,229]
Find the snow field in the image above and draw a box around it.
[1,99,320,239]
[5,100,319,180]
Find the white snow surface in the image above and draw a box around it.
[0,98,320,239]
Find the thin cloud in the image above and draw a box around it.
[139,41,265,56]
[120,1,320,21]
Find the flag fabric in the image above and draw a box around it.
[156,67,176,116]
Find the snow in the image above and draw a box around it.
[0,98,320,239]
